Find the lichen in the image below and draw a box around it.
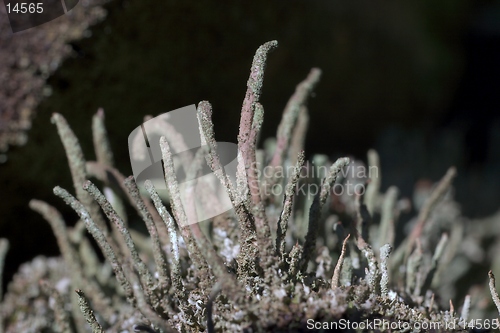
[1,41,500,333]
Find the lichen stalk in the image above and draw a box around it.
[376,186,398,250]
[124,176,171,291]
[331,234,350,290]
[405,167,456,259]
[406,240,423,297]
[244,103,274,269]
[421,232,448,294]
[121,261,176,333]
[159,137,210,279]
[51,113,107,231]
[460,294,470,322]
[85,161,167,238]
[300,157,350,272]
[288,106,308,166]
[379,244,392,296]
[83,180,159,309]
[276,151,305,259]
[75,289,105,333]
[356,236,379,294]
[91,108,114,167]
[40,281,72,333]
[268,68,321,180]
[489,270,500,316]
[364,149,381,216]
[237,40,277,259]
[144,180,185,302]
[196,101,236,204]
[184,147,242,300]
[29,200,89,329]
[0,238,8,331]
[54,186,137,308]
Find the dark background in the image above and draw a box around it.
[1,0,500,294]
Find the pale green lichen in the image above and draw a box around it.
[1,41,500,333]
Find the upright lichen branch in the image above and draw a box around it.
[124,177,171,291]
[54,186,136,308]
[405,167,456,259]
[379,244,392,296]
[144,180,185,300]
[51,113,107,231]
[300,157,350,272]
[0,239,9,304]
[276,151,305,260]
[83,180,159,309]
[159,137,211,283]
[236,41,277,277]
[489,270,500,316]
[331,234,350,290]
[75,289,104,333]
[269,68,321,170]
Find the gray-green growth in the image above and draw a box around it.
[1,41,500,332]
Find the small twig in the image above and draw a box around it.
[331,234,350,289]
[489,270,500,316]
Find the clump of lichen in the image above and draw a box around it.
[0,0,107,155]
[1,41,500,333]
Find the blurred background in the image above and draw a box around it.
[0,0,499,295]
